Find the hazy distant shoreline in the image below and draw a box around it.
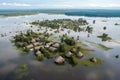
[0,9,120,17]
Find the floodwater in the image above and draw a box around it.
[0,13,120,80]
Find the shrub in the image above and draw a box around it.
[68,55,78,66]
[97,33,112,41]
[40,48,52,58]
[37,56,44,61]
[58,43,66,52]
[71,56,78,65]
[64,37,75,45]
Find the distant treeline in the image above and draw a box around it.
[0,9,120,17]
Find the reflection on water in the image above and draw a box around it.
[0,13,120,80]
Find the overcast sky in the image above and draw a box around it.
[0,0,120,9]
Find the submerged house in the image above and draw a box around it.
[65,51,72,58]
[33,42,41,46]
[52,42,59,48]
[35,51,43,57]
[76,51,84,58]
[26,44,34,49]
[34,46,42,50]
[55,56,65,64]
[31,39,36,43]
[49,46,58,52]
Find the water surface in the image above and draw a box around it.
[0,13,120,80]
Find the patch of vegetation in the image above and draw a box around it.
[15,64,28,79]
[58,43,66,52]
[20,51,29,56]
[31,18,88,31]
[115,55,119,58]
[0,33,7,37]
[70,55,78,66]
[98,44,112,51]
[115,23,120,25]
[78,58,103,67]
[85,26,93,33]
[87,41,112,51]
[61,34,76,46]
[37,55,44,61]
[80,48,94,54]
[40,47,53,59]
[97,33,112,41]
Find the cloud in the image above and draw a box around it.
[89,3,120,8]
[0,2,31,7]
[0,2,120,8]
[36,4,73,8]
[0,2,73,8]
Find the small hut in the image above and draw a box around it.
[34,46,43,50]
[35,38,40,42]
[52,43,59,48]
[49,47,57,52]
[35,51,43,57]
[70,48,76,53]
[55,56,65,64]
[26,44,33,49]
[31,39,36,43]
[65,51,72,58]
[45,42,53,48]
[33,42,40,46]
[76,51,84,58]
[90,57,97,63]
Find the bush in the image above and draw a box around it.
[40,47,52,58]
[67,55,78,66]
[71,56,78,65]
[58,43,66,52]
[15,42,23,47]
[37,56,44,61]
[64,37,75,45]
[97,33,112,41]
[61,35,76,45]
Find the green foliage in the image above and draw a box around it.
[15,42,23,48]
[58,43,66,52]
[37,56,44,61]
[97,33,112,41]
[15,64,28,79]
[115,23,120,25]
[21,64,28,71]
[72,56,78,65]
[86,26,93,33]
[61,35,76,46]
[78,18,87,25]
[70,55,78,66]
[98,44,112,51]
[103,26,107,30]
[31,18,88,31]
[78,58,103,67]
[115,55,119,58]
[40,47,53,58]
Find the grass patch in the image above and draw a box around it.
[87,41,112,51]
[20,51,29,56]
[97,33,112,41]
[15,64,28,79]
[98,44,112,51]
[80,48,94,54]
[76,41,88,47]
[78,58,103,67]
[65,55,79,66]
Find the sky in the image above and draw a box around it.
[0,0,120,9]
